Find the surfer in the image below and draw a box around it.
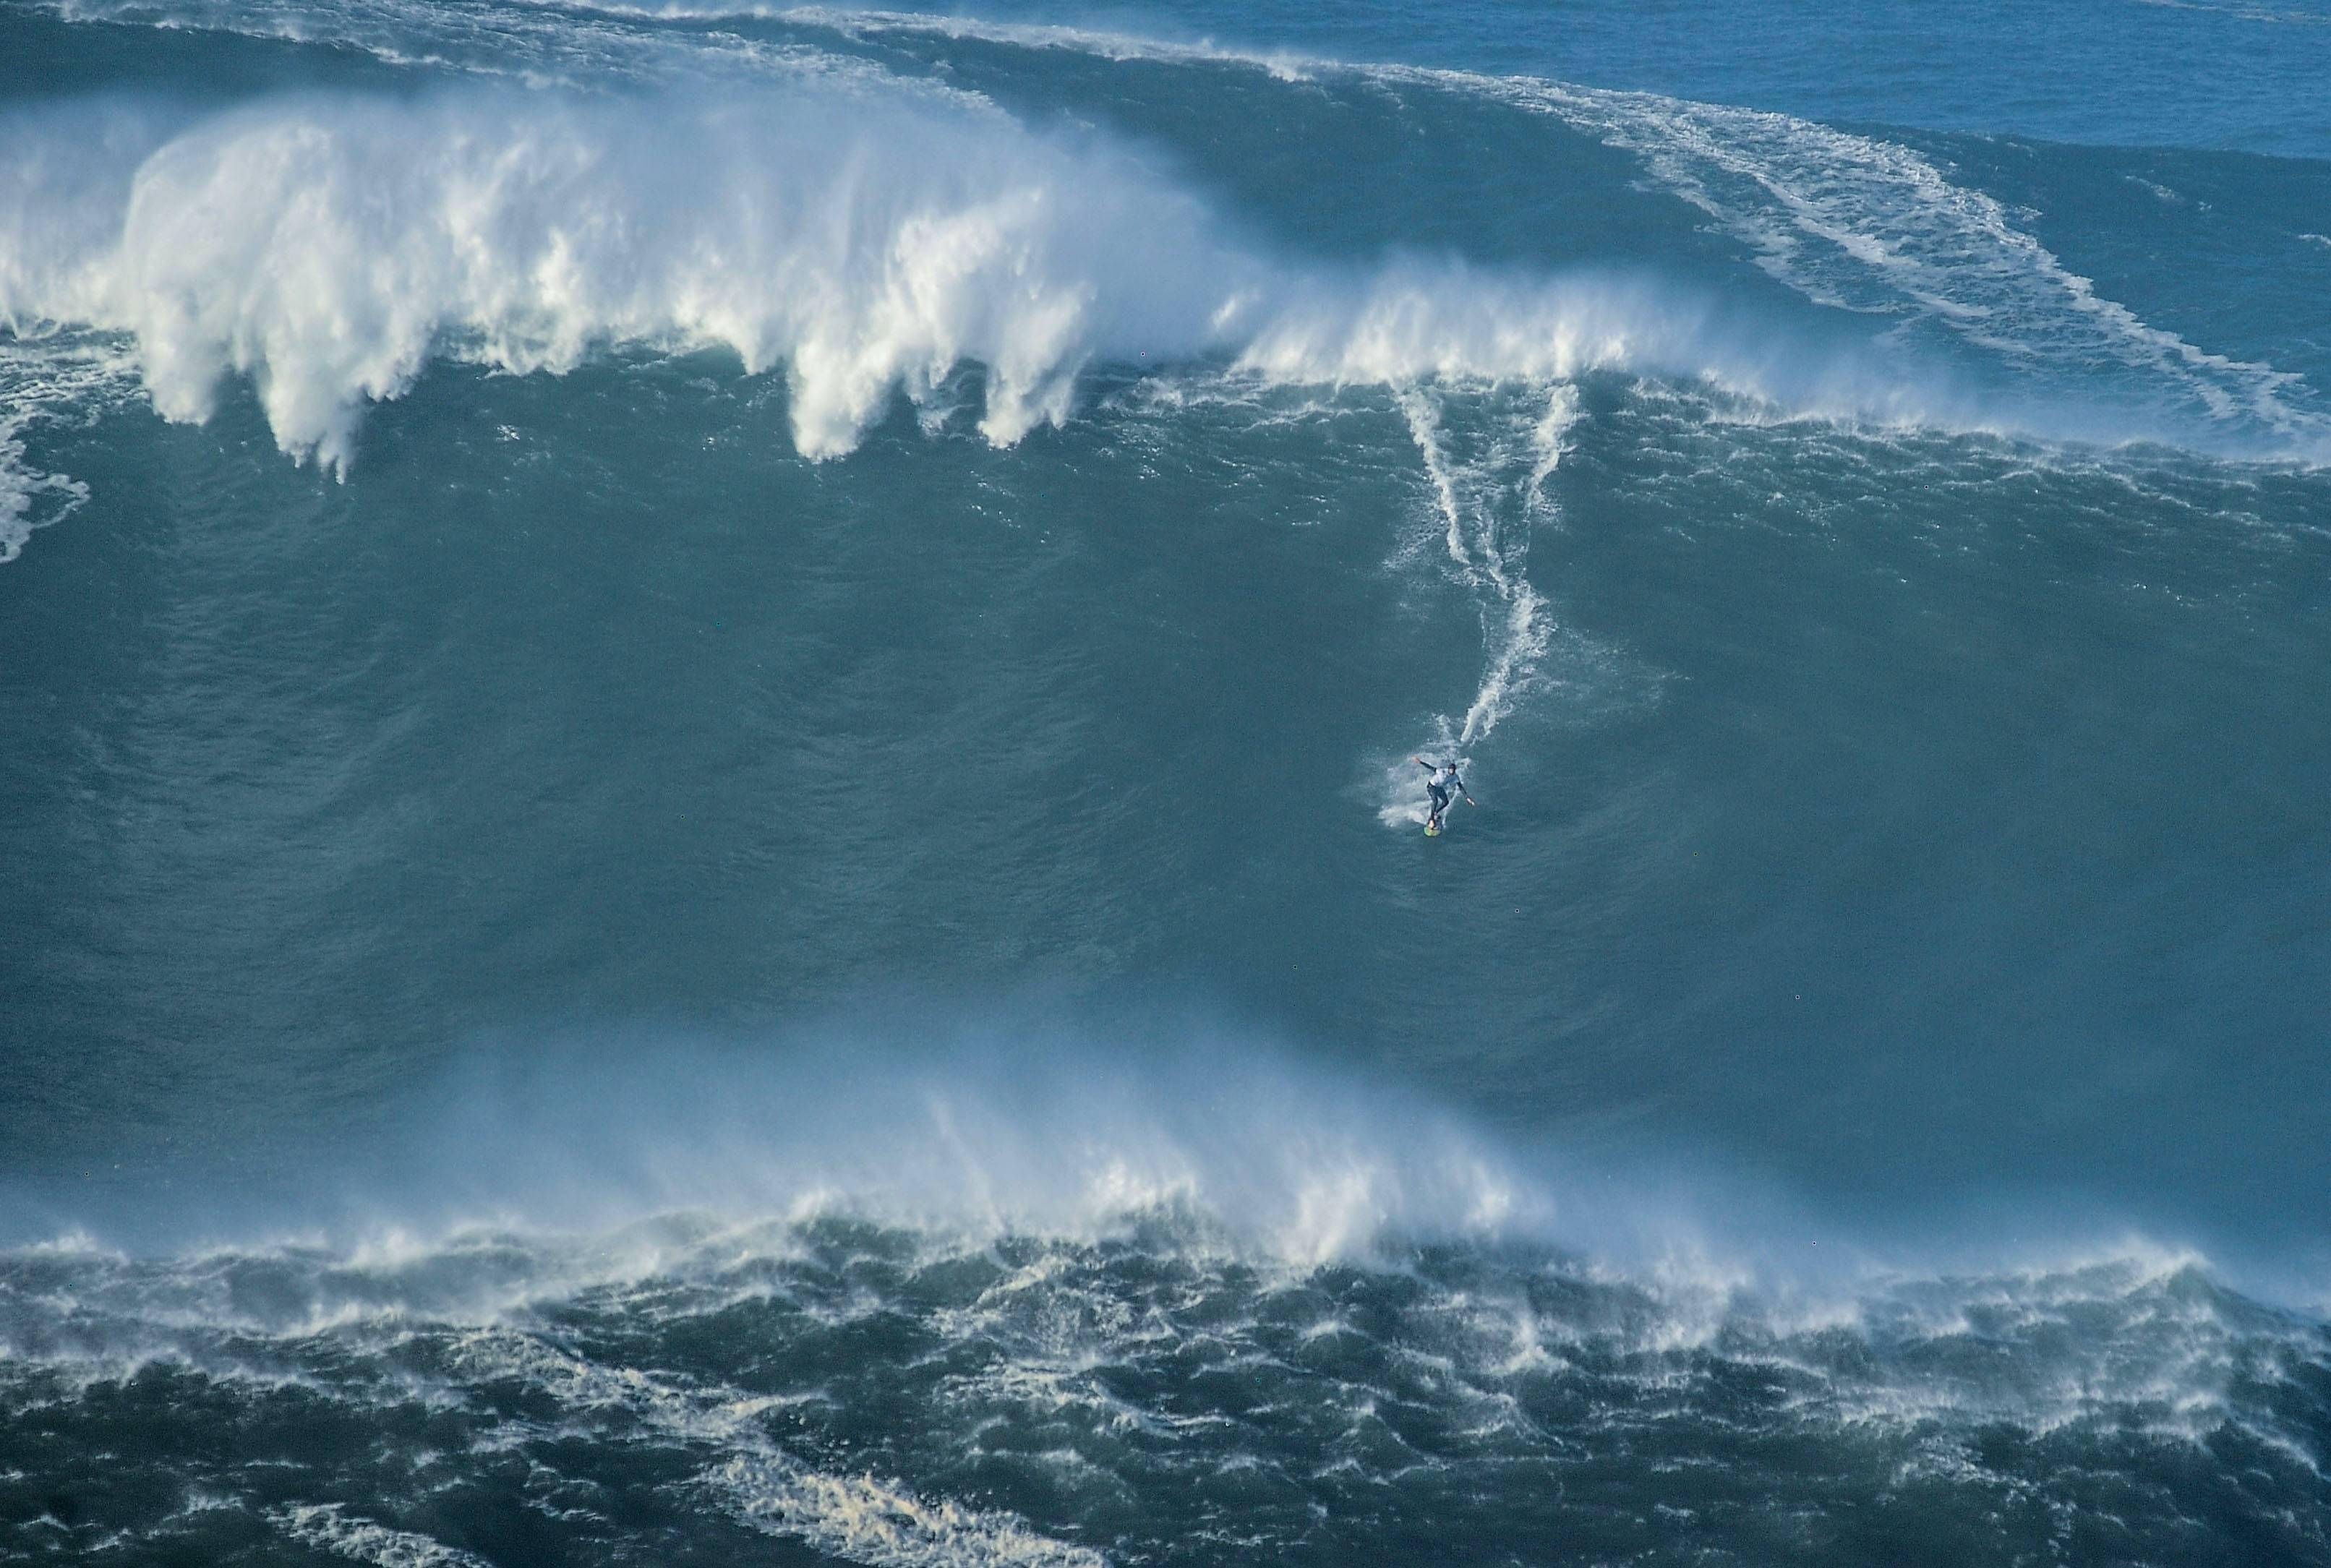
[1412,755,1475,834]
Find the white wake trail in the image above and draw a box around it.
[1374,380,1579,830]
[1396,380,1576,749]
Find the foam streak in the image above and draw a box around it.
[1395,380,1573,750]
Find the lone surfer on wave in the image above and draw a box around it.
[1413,755,1475,835]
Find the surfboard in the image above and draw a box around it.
[1424,821,1441,837]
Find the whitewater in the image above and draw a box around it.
[4,0,2330,1564]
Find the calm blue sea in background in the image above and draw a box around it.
[4,1,2329,1562]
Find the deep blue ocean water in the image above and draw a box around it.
[4,1,2330,1563]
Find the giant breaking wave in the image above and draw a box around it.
[0,82,1962,475]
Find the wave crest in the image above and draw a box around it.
[0,82,1969,476]
[4,88,1272,468]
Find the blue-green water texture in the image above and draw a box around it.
[4,1,2331,1562]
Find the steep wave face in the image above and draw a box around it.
[5,1,2331,1564]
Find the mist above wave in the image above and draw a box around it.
[0,80,1977,475]
[9,1025,2309,1431]
[20,1019,2308,1320]
[7,1026,2323,1550]
[161,1032,1569,1269]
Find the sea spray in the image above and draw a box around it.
[7,4,2330,1561]
[0,79,2168,502]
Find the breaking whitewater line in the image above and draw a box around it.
[0,81,1977,492]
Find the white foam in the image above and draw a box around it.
[1455,72,2324,442]
[7,1171,2324,1488]
[0,85,1234,471]
[10,40,2298,511]
[2132,0,2331,25]
[0,335,132,561]
[268,1504,496,1568]
[450,1329,1108,1566]
[0,82,1891,481]
[44,0,958,99]
[546,0,1322,80]
[25,0,2324,455]
[737,6,2331,455]
[711,1453,1107,1567]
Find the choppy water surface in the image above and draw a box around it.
[3,1,2328,1562]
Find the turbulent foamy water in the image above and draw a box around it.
[4,1,2329,1562]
